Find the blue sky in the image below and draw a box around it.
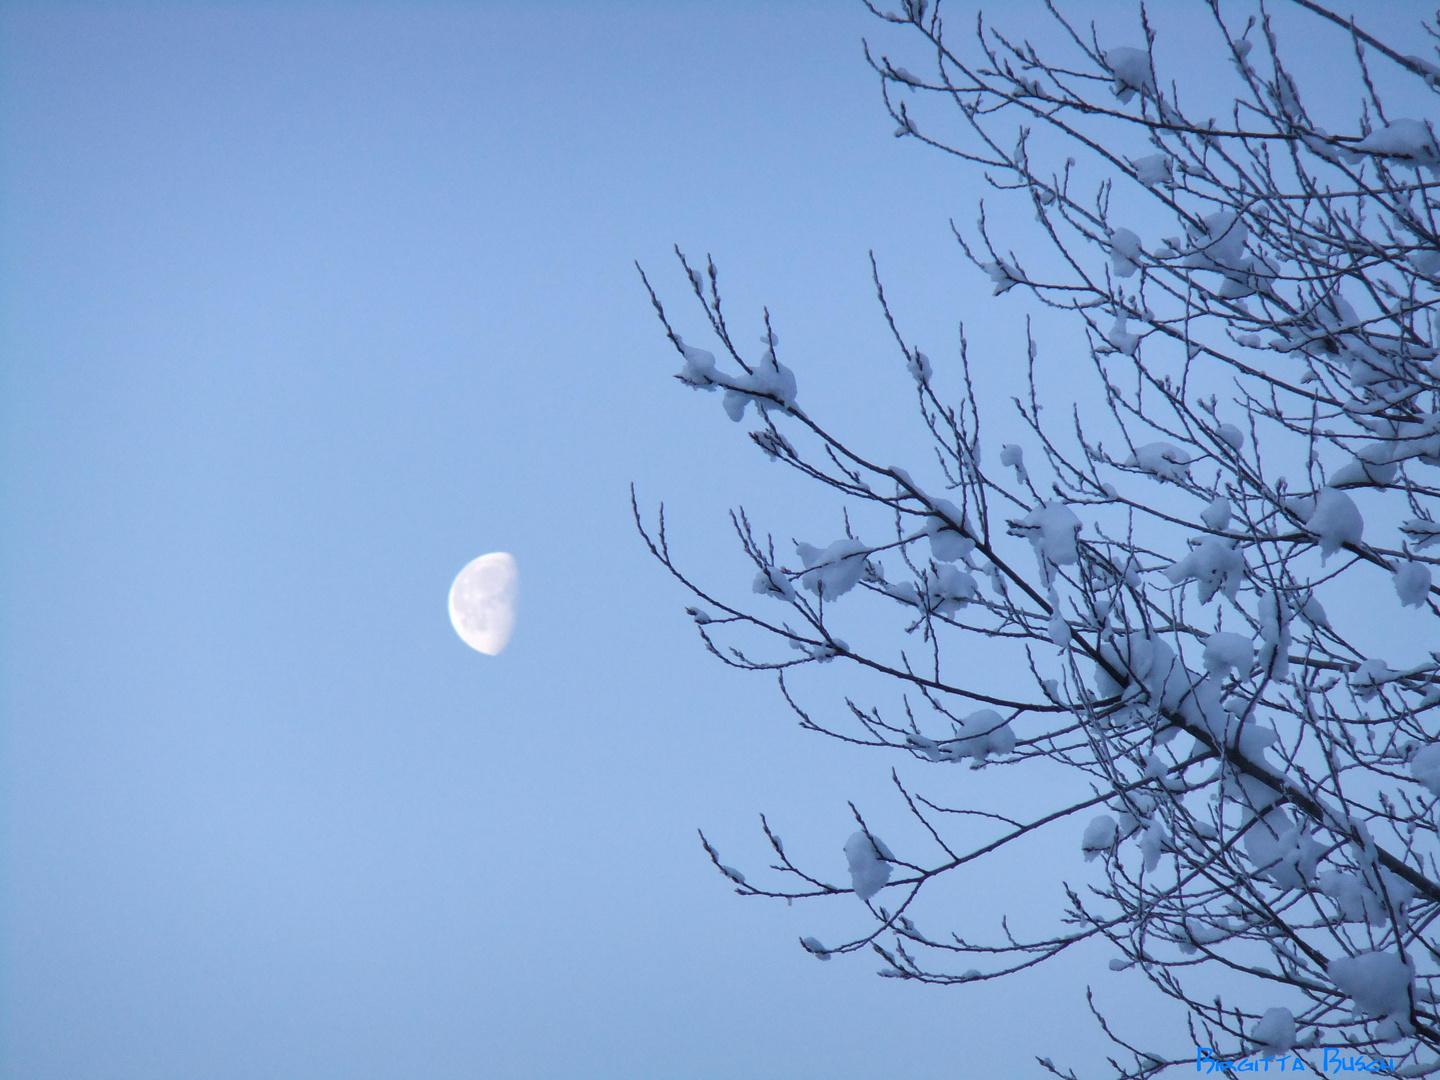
[2,2,1431,1078]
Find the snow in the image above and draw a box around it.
[752,566,796,600]
[793,638,845,663]
[983,563,1005,596]
[1299,593,1330,629]
[1318,869,1386,926]
[720,338,798,422]
[1351,413,1440,468]
[1351,658,1397,702]
[912,710,1016,764]
[1104,46,1155,103]
[1181,210,1267,296]
[1401,518,1440,550]
[1244,809,1320,890]
[1186,211,1248,269]
[1203,632,1254,676]
[1305,488,1364,559]
[1201,496,1233,531]
[1015,502,1081,566]
[1317,866,1416,926]
[999,443,1027,482]
[1107,314,1141,356]
[1164,537,1244,603]
[1139,818,1169,871]
[1131,152,1172,186]
[1330,455,1396,488]
[1110,791,1155,840]
[1412,247,1440,278]
[926,564,978,615]
[1282,493,1315,520]
[927,526,974,563]
[795,538,869,598]
[1145,752,1183,791]
[1090,634,1237,748]
[983,260,1019,294]
[1256,591,1292,680]
[1109,227,1142,277]
[800,936,831,961]
[677,341,718,387]
[1302,127,1361,164]
[1081,814,1117,860]
[907,349,932,383]
[1394,561,1432,607]
[1126,442,1191,481]
[1405,53,1440,79]
[1047,612,1071,648]
[1356,119,1440,170]
[926,498,975,562]
[1252,1008,1295,1053]
[953,709,1017,762]
[844,831,895,901]
[1216,423,1245,451]
[721,386,756,420]
[1094,634,1183,703]
[1328,951,1414,1024]
[677,334,798,422]
[1183,917,1230,947]
[1411,743,1440,795]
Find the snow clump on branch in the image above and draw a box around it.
[844,831,894,902]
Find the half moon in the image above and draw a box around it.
[448,552,518,655]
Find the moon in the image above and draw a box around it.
[448,552,518,655]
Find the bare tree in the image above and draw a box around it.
[636,1,1440,1075]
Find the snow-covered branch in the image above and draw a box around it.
[642,1,1440,1074]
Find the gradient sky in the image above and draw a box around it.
[2,2,1432,1078]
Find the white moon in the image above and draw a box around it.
[448,552,518,655]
